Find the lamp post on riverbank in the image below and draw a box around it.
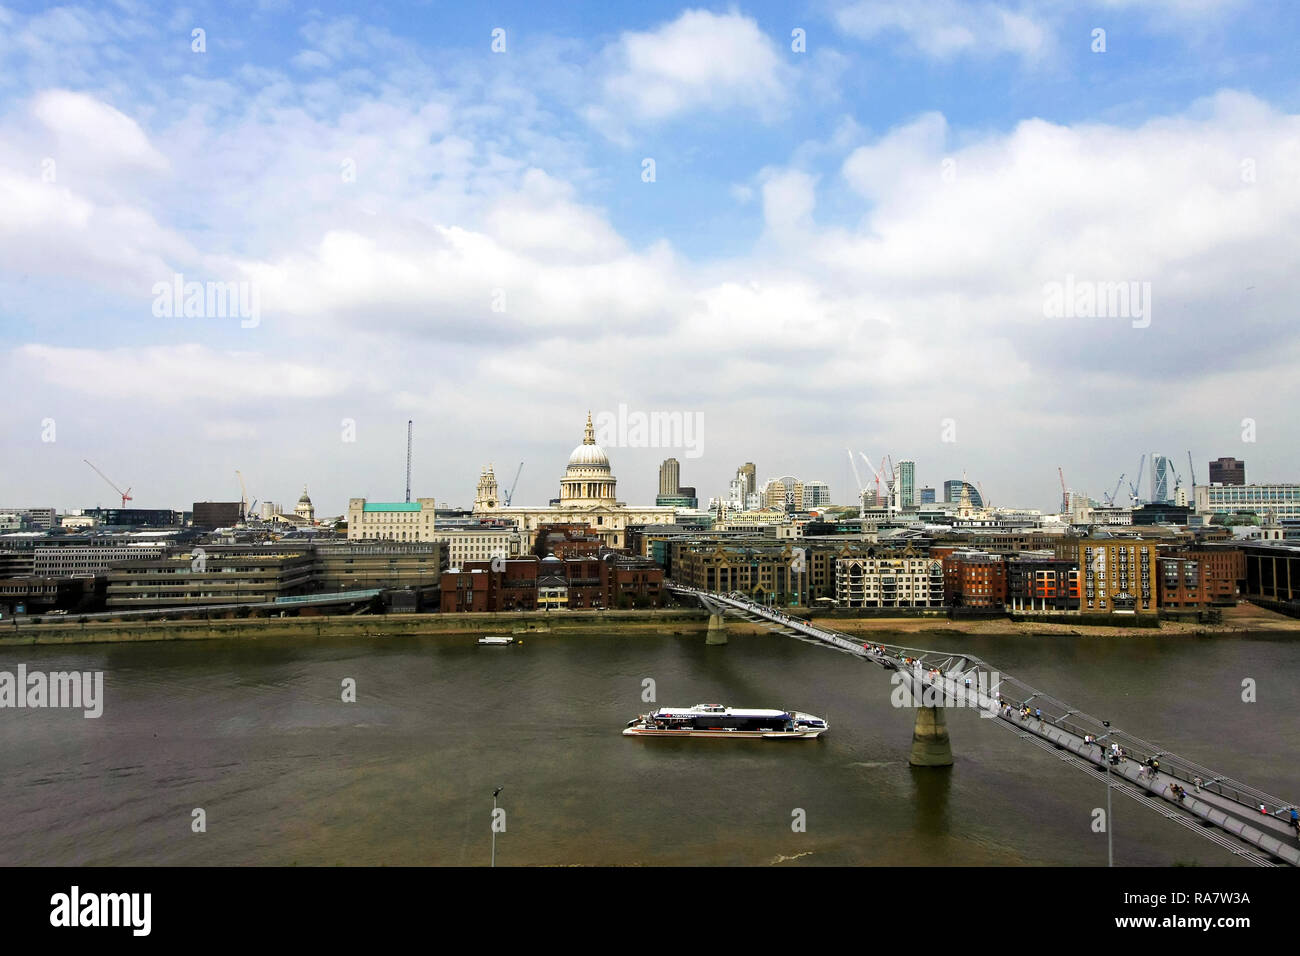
[491,786,503,867]
[1103,719,1113,867]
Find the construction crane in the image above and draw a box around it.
[1104,473,1125,507]
[84,459,132,508]
[405,420,413,504]
[1187,451,1196,488]
[847,449,866,518]
[1058,467,1069,513]
[503,461,524,507]
[977,481,989,509]
[1127,454,1146,505]
[859,452,888,507]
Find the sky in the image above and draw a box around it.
[1,0,1298,516]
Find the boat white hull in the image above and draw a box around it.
[622,726,826,739]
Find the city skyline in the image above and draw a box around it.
[2,419,1282,519]
[3,1,1299,515]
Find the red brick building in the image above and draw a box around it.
[942,551,1007,608]
[1157,548,1243,608]
[440,552,662,612]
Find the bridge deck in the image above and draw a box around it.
[670,585,1300,866]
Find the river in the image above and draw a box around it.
[1,629,1296,866]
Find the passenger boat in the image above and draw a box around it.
[622,704,828,739]
[477,636,514,646]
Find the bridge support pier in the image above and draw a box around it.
[909,706,953,767]
[705,612,728,645]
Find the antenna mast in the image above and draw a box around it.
[405,420,413,503]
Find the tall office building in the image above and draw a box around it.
[658,458,680,496]
[764,476,804,511]
[943,480,983,509]
[920,486,936,504]
[738,463,756,498]
[802,481,831,508]
[893,461,916,510]
[1208,457,1245,486]
[1150,455,1172,504]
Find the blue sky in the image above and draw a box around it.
[2,0,1299,514]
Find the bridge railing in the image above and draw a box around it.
[683,586,1299,820]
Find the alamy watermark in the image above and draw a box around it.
[0,665,103,718]
[1042,274,1151,328]
[889,668,1000,717]
[593,403,704,458]
[152,273,260,328]
[50,886,150,936]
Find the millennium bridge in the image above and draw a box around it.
[671,584,1300,867]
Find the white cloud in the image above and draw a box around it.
[834,1,1052,61]
[32,90,169,172]
[17,345,347,403]
[586,9,793,137]
[760,169,817,232]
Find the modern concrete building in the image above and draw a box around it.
[802,481,831,509]
[658,458,680,496]
[1208,457,1246,486]
[1194,483,1300,521]
[106,552,315,608]
[82,508,183,528]
[0,508,56,530]
[310,542,445,593]
[0,576,104,615]
[33,541,172,576]
[192,502,243,530]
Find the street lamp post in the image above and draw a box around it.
[1103,719,1113,867]
[491,786,504,867]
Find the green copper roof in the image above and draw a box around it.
[362,502,423,512]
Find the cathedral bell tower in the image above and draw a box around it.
[475,464,499,511]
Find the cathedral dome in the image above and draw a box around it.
[567,442,610,469]
[559,412,618,507]
[565,412,611,472]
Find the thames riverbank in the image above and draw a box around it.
[1,601,1296,647]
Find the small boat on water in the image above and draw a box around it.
[477,636,514,646]
[623,703,828,739]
